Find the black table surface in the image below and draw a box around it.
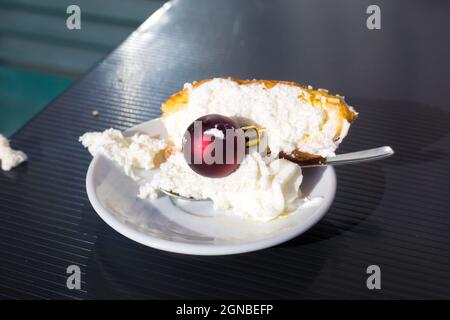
[1,0,450,299]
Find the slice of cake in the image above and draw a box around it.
[144,78,357,220]
[80,78,357,221]
[161,78,357,161]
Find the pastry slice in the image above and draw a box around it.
[160,78,357,163]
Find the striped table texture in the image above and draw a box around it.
[1,0,450,299]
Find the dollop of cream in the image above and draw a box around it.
[139,151,303,221]
[0,134,27,171]
[79,129,166,178]
[80,128,307,221]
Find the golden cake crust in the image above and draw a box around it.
[161,78,357,162]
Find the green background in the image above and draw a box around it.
[0,0,164,137]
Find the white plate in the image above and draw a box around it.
[86,119,336,255]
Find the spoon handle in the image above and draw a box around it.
[303,146,394,168]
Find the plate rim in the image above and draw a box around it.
[85,118,337,255]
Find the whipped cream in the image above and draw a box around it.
[139,151,303,222]
[79,129,166,178]
[0,134,27,171]
[80,128,307,221]
[163,78,352,158]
